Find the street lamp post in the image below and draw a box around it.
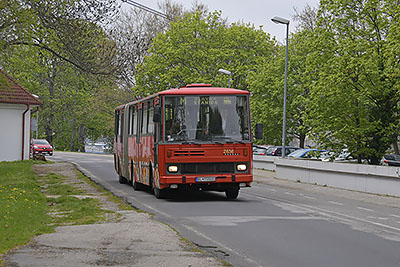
[218,68,232,88]
[271,16,290,158]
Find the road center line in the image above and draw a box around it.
[303,195,316,200]
[390,214,400,219]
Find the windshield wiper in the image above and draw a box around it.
[211,136,246,144]
[182,140,201,145]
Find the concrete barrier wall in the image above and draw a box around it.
[253,156,400,197]
[253,155,276,171]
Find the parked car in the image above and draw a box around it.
[321,149,367,163]
[266,146,299,157]
[31,139,53,156]
[287,148,327,159]
[380,154,400,166]
[253,146,268,156]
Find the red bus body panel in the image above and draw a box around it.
[114,84,253,196]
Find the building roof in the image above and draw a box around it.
[0,69,42,105]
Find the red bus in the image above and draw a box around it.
[114,84,253,199]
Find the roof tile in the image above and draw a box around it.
[0,69,42,105]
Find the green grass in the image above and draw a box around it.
[48,196,108,225]
[0,160,134,263]
[0,161,53,255]
[40,173,86,196]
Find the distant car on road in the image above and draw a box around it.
[380,154,400,166]
[266,146,299,157]
[31,139,53,156]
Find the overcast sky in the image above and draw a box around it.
[127,0,320,41]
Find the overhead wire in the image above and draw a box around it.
[121,0,171,20]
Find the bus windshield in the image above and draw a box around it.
[164,95,250,143]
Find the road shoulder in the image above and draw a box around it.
[4,162,224,267]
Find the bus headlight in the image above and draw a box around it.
[237,164,247,171]
[168,165,179,173]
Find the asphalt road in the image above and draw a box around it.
[51,152,400,267]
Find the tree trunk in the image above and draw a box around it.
[299,132,306,148]
[78,125,86,152]
[45,67,57,144]
[393,140,399,155]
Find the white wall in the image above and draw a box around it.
[0,104,31,161]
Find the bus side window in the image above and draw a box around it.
[142,103,148,135]
[119,110,124,143]
[128,106,132,136]
[133,106,137,136]
[115,110,120,141]
[148,108,154,134]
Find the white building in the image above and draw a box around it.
[0,69,42,161]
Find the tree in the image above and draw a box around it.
[1,0,119,75]
[249,27,319,147]
[306,0,400,164]
[134,10,275,96]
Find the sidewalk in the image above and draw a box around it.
[3,163,224,267]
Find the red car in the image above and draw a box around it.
[31,139,53,156]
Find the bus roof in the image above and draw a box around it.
[115,84,249,110]
[159,84,249,96]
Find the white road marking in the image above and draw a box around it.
[186,215,326,226]
[357,207,374,212]
[303,195,316,200]
[390,214,400,219]
[284,192,296,196]
[243,191,400,234]
[378,217,389,220]
[329,201,344,206]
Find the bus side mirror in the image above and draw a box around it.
[255,123,263,140]
[153,106,161,122]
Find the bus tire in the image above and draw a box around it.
[225,188,239,200]
[117,160,127,184]
[119,174,127,184]
[154,187,167,199]
[133,180,144,191]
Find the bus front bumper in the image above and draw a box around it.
[158,174,252,190]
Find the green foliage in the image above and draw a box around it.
[307,0,400,163]
[0,0,123,151]
[1,0,119,75]
[249,29,316,147]
[135,11,275,95]
[2,0,400,164]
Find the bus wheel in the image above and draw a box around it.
[133,180,144,191]
[154,187,167,199]
[225,188,239,200]
[119,174,127,184]
[117,160,127,184]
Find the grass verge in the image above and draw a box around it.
[0,161,52,256]
[0,160,133,265]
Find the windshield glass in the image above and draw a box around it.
[164,95,250,142]
[33,139,49,145]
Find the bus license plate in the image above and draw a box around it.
[195,177,216,182]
